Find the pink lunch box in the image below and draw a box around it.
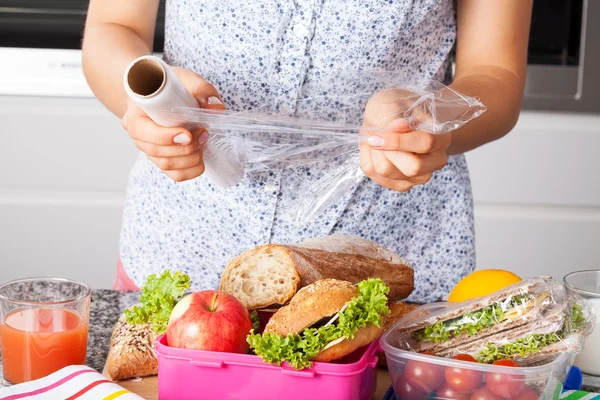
[154,334,380,400]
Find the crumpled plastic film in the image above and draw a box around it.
[156,70,486,224]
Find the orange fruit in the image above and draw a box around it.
[448,269,522,303]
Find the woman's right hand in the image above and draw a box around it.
[121,66,226,182]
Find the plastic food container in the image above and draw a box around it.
[154,335,380,400]
[380,303,576,400]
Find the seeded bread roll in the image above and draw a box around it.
[105,312,157,381]
[220,237,414,310]
[264,280,358,336]
[263,279,418,364]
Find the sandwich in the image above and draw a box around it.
[397,279,557,354]
[436,300,590,364]
[247,278,417,369]
[220,236,414,310]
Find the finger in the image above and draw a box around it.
[173,67,226,110]
[129,114,195,146]
[359,139,376,178]
[367,173,416,192]
[368,130,451,154]
[164,163,207,183]
[148,150,204,171]
[384,150,448,178]
[133,130,209,157]
[371,148,408,180]
[408,172,433,185]
[363,89,419,126]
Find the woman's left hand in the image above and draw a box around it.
[360,89,452,192]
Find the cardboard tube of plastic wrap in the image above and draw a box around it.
[123,55,244,188]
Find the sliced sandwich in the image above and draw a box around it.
[437,301,591,364]
[247,278,417,369]
[220,236,414,310]
[398,279,556,354]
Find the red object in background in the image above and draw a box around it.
[166,290,252,353]
[0,308,88,384]
[113,258,139,291]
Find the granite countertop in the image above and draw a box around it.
[84,290,141,372]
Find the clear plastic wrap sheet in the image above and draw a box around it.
[156,71,486,224]
[385,276,596,365]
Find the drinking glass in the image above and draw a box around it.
[0,277,91,385]
[564,270,600,388]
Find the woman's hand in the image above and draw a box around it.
[360,89,451,192]
[121,66,226,182]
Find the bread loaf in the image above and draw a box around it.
[220,237,414,310]
[105,313,157,381]
[296,235,410,265]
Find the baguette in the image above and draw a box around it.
[220,237,414,310]
[105,313,157,381]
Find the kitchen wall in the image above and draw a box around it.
[0,95,599,288]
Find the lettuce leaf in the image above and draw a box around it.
[247,278,390,369]
[413,294,533,344]
[571,303,585,331]
[476,332,562,363]
[476,303,586,363]
[124,270,191,334]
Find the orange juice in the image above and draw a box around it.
[0,308,88,384]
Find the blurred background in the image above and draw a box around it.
[0,0,599,288]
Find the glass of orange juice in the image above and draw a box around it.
[0,277,91,385]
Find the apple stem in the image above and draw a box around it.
[210,292,219,312]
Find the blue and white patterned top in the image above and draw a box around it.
[120,0,476,303]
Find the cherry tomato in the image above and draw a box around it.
[436,383,471,400]
[486,360,525,398]
[445,354,483,393]
[405,359,445,393]
[452,354,478,363]
[513,387,540,400]
[470,387,503,400]
[493,359,520,368]
[394,374,429,400]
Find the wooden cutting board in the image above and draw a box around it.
[103,365,392,399]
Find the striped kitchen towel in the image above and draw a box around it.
[0,365,143,399]
[560,390,600,400]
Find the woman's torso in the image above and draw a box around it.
[120,0,475,303]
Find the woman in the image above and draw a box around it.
[82,0,532,303]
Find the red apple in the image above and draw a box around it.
[166,290,252,353]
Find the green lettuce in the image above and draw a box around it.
[124,270,191,334]
[571,303,585,331]
[476,303,586,363]
[476,332,562,363]
[247,278,390,369]
[413,294,533,344]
